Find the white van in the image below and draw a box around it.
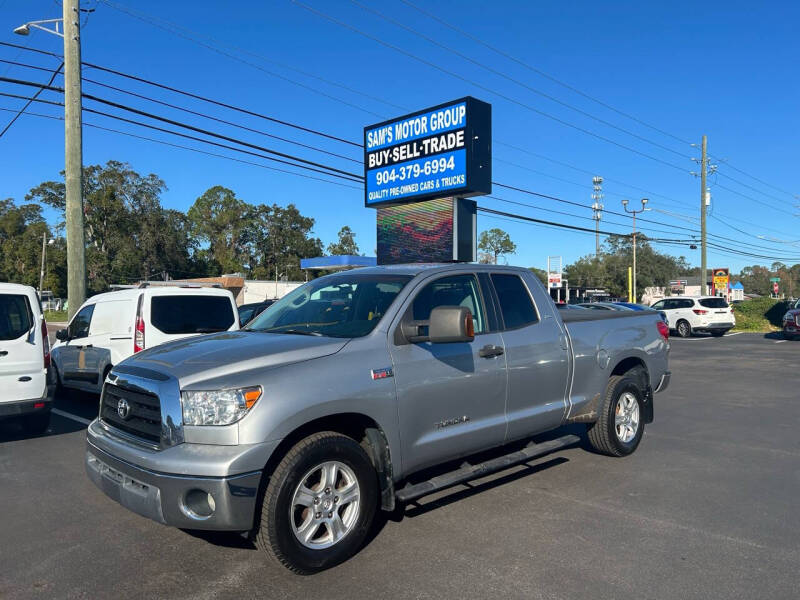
[0,283,54,433]
[51,286,239,395]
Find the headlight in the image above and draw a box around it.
[181,386,261,426]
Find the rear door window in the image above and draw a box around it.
[699,298,729,309]
[150,295,235,334]
[0,294,32,340]
[412,274,486,334]
[491,274,539,329]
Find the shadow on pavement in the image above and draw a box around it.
[764,331,786,340]
[0,413,86,442]
[401,456,569,519]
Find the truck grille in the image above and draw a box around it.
[795,315,800,327]
[100,383,162,445]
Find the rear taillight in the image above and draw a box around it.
[41,319,50,369]
[657,320,669,341]
[693,309,708,315]
[134,294,145,353]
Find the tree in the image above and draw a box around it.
[478,228,516,264]
[248,203,323,281]
[327,226,359,255]
[27,161,195,291]
[187,186,253,275]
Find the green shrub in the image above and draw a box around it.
[732,297,787,332]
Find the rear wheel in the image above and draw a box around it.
[21,410,50,434]
[676,320,692,338]
[255,432,378,574]
[587,371,645,457]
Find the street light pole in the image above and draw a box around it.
[622,198,649,303]
[15,2,85,318]
[63,0,85,319]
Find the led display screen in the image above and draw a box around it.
[377,197,476,265]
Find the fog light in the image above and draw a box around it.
[182,489,215,519]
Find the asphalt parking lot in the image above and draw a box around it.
[1,332,798,599]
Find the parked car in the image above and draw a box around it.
[51,286,239,396]
[86,264,670,573]
[577,302,634,311]
[613,302,668,322]
[782,298,800,340]
[0,283,54,433]
[650,296,735,337]
[238,300,275,326]
[555,302,587,310]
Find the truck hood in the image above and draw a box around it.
[119,331,349,385]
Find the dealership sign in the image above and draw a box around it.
[548,273,563,289]
[364,97,491,207]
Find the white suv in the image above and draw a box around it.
[51,286,239,395]
[0,283,54,433]
[650,296,735,338]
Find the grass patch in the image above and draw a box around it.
[44,310,68,322]
[731,297,787,332]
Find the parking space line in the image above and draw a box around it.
[51,408,92,426]
[775,340,787,344]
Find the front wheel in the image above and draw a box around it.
[587,371,645,457]
[255,432,378,574]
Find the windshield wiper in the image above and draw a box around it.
[259,328,323,337]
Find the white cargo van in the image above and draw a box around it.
[51,285,239,395]
[0,283,54,433]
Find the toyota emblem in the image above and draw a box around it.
[117,398,131,420]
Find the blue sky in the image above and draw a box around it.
[1,0,798,273]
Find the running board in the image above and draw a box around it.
[395,434,580,504]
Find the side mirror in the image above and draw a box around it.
[56,329,69,342]
[428,306,475,343]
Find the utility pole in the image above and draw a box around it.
[622,198,649,303]
[591,176,604,258]
[64,0,85,318]
[700,135,708,296]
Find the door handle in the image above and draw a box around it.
[78,344,93,349]
[0,350,7,357]
[479,344,504,358]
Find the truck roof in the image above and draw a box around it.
[335,263,532,277]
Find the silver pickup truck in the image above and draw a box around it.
[85,264,670,573]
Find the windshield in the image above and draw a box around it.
[246,273,412,338]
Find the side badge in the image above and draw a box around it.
[371,367,393,380]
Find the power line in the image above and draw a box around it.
[709,154,796,198]
[715,183,795,217]
[0,62,62,138]
[398,0,695,148]
[350,0,691,160]
[0,104,364,190]
[293,1,691,175]
[99,0,409,113]
[96,0,386,119]
[80,75,361,164]
[0,75,363,181]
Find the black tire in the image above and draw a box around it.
[255,432,378,574]
[21,410,51,434]
[587,371,645,457]
[676,320,692,338]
